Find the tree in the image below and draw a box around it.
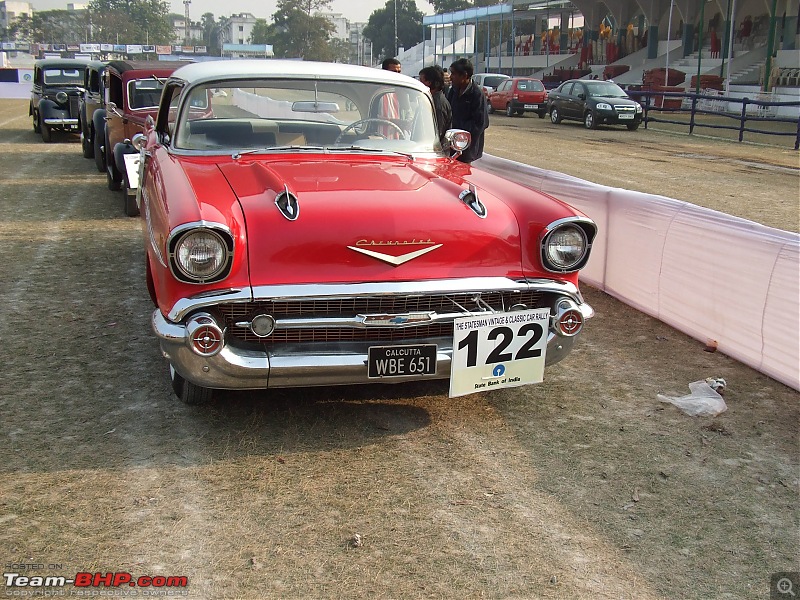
[248,18,273,45]
[200,12,222,55]
[429,0,471,14]
[271,0,336,61]
[363,0,424,60]
[87,0,173,44]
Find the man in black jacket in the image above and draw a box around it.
[446,58,488,163]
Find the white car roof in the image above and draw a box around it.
[170,59,428,93]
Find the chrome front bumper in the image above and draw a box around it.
[152,277,593,390]
[153,310,586,389]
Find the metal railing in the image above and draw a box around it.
[627,89,800,150]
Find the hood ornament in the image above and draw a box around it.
[347,239,442,266]
[275,184,299,221]
[459,184,487,219]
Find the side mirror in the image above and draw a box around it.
[106,101,122,117]
[131,132,146,151]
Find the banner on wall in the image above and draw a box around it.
[80,43,101,53]
[126,45,143,54]
[156,45,172,54]
[142,45,156,53]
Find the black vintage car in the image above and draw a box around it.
[30,58,89,142]
[547,79,643,130]
[78,60,107,170]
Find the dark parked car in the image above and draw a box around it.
[101,60,185,215]
[488,77,547,118]
[547,79,643,130]
[30,58,89,142]
[78,60,107,170]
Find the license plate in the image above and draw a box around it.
[619,113,635,119]
[368,344,437,378]
[524,104,539,109]
[450,309,549,397]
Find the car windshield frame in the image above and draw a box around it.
[171,77,442,156]
[482,75,510,89]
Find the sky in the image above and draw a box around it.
[28,0,436,26]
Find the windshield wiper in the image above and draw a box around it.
[233,145,325,158]
[327,145,414,160]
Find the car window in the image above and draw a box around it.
[173,78,440,155]
[516,79,543,91]
[561,82,574,96]
[43,68,82,85]
[497,81,510,92]
[128,78,165,110]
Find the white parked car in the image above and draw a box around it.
[472,72,511,96]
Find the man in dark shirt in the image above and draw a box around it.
[446,58,488,163]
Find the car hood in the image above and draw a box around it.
[216,157,524,286]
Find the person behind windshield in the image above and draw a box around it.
[419,66,451,147]
[446,58,488,163]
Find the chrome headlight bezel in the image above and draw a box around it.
[595,102,612,111]
[168,223,234,284]
[539,217,596,273]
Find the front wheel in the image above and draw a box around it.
[550,106,562,124]
[170,366,212,405]
[505,104,514,117]
[33,111,41,133]
[584,110,597,129]
[538,110,547,119]
[41,123,52,143]
[627,121,641,131]
[93,128,105,172]
[487,102,494,114]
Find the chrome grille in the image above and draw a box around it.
[614,105,636,113]
[219,290,543,344]
[69,96,81,118]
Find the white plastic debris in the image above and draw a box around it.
[657,380,728,417]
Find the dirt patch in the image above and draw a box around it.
[0,99,797,599]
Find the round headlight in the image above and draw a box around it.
[544,225,587,271]
[174,229,227,281]
[55,91,68,105]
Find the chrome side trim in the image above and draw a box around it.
[144,191,166,267]
[43,118,79,125]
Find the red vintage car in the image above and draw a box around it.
[487,77,548,118]
[133,60,597,404]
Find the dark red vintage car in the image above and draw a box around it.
[133,60,597,404]
[102,60,186,215]
[487,77,548,118]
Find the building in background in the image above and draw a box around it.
[218,13,258,46]
[0,0,33,40]
[170,14,203,44]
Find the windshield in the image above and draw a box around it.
[174,78,440,155]
[517,79,544,92]
[43,68,82,85]
[585,82,629,98]
[483,75,509,88]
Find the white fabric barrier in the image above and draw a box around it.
[0,82,32,99]
[475,154,800,391]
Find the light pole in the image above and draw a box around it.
[394,0,398,57]
[184,0,191,45]
[695,0,708,95]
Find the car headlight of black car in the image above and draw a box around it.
[635,103,643,113]
[168,226,233,283]
[595,102,612,111]
[540,218,596,272]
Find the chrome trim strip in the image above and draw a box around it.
[144,191,166,268]
[168,288,253,322]
[166,221,234,284]
[541,216,596,237]
[167,278,587,323]
[43,118,79,125]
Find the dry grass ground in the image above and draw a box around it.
[0,99,797,600]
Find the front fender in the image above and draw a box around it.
[92,109,106,143]
[38,98,68,120]
[112,140,137,171]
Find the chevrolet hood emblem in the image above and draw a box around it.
[347,241,443,266]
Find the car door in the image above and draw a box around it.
[492,80,511,111]
[564,82,584,119]
[552,82,572,117]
